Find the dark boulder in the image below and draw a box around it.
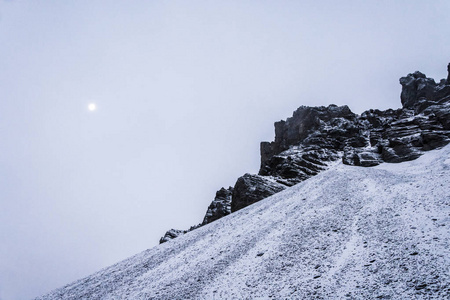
[400,71,437,109]
[343,148,382,167]
[159,229,188,244]
[202,187,233,225]
[231,174,286,212]
[399,67,450,113]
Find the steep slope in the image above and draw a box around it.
[161,64,450,243]
[36,144,450,299]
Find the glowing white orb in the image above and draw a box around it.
[88,103,96,111]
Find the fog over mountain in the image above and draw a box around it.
[1,1,450,299]
[37,64,450,299]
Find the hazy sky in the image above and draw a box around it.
[0,1,449,299]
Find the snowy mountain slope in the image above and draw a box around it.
[161,65,450,243]
[36,145,450,299]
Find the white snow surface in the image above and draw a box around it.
[36,146,450,299]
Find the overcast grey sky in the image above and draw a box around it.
[0,1,449,299]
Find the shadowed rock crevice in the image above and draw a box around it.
[160,63,450,243]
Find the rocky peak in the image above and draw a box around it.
[231,174,286,212]
[159,63,450,244]
[399,71,435,109]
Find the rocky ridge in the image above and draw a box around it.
[160,64,450,243]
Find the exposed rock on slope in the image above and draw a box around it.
[36,144,450,299]
[202,187,233,224]
[160,187,234,243]
[231,174,286,212]
[160,64,450,243]
[159,229,188,244]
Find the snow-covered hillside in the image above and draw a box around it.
[36,145,450,299]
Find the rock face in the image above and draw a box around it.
[400,70,450,111]
[231,174,286,212]
[261,105,356,167]
[159,64,450,243]
[202,187,233,225]
[159,229,187,244]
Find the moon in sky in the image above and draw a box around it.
[88,103,96,111]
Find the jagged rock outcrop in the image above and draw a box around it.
[231,174,286,212]
[260,105,357,167]
[202,187,233,224]
[259,148,340,185]
[159,229,188,244]
[400,69,450,111]
[160,187,233,244]
[260,66,450,171]
[400,71,437,109]
[159,63,450,243]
